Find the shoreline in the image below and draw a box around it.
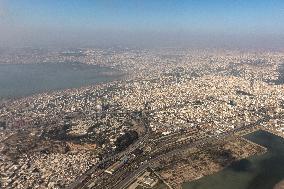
[0,62,128,104]
[182,129,284,189]
[155,135,267,189]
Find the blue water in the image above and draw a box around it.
[0,62,123,99]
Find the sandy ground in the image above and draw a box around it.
[155,137,266,189]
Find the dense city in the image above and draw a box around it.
[1,48,284,189]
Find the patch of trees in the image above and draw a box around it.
[115,130,138,152]
[43,124,86,142]
[236,90,253,96]
[0,121,6,129]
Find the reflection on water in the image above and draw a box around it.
[182,130,284,189]
[0,63,123,99]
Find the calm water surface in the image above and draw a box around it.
[182,130,284,189]
[0,63,123,99]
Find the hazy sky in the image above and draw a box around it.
[0,0,284,49]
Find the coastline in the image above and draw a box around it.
[154,135,267,189]
[182,129,284,189]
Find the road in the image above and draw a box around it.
[67,113,150,189]
[113,115,271,189]
[68,111,279,189]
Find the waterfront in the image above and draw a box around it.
[1,49,284,188]
[0,63,123,99]
[182,130,284,189]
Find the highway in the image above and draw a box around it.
[66,113,150,189]
[66,132,149,189]
[113,115,272,189]
[67,110,280,189]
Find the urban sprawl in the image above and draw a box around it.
[1,48,284,189]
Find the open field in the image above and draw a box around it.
[154,137,266,189]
